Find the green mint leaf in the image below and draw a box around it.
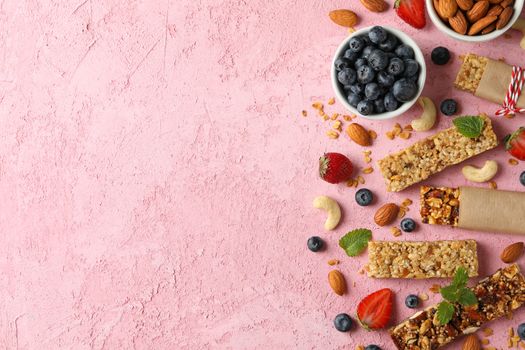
[436,301,455,325]
[457,288,478,306]
[440,285,459,303]
[453,116,484,138]
[452,266,468,288]
[339,229,372,257]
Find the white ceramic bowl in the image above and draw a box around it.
[331,26,426,120]
[426,0,524,42]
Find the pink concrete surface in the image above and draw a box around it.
[1,1,525,349]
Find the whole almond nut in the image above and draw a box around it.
[360,0,388,12]
[346,123,371,146]
[467,0,489,22]
[374,203,399,226]
[434,0,448,19]
[457,0,474,11]
[488,0,503,3]
[328,270,347,295]
[496,6,513,29]
[487,4,503,16]
[329,9,359,27]
[468,15,498,34]
[462,334,481,350]
[500,242,524,263]
[500,0,513,7]
[481,22,497,33]
[450,10,469,34]
[439,0,459,18]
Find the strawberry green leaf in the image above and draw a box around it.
[453,116,484,138]
[457,288,478,306]
[339,229,372,257]
[436,301,455,325]
[452,266,468,288]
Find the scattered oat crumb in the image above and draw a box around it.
[386,131,395,140]
[326,130,339,139]
[419,292,429,301]
[357,175,365,184]
[505,113,515,119]
[301,110,307,117]
[481,339,489,345]
[483,327,493,337]
[312,102,323,110]
[489,181,497,189]
[348,27,356,34]
[429,284,440,293]
[328,259,340,266]
[331,112,339,120]
[510,328,515,337]
[332,120,342,131]
[343,114,352,121]
[397,207,406,219]
[327,97,335,105]
[390,227,402,237]
[363,150,371,156]
[509,158,519,166]
[363,167,374,174]
[368,130,377,139]
[399,130,411,139]
[404,124,413,131]
[355,345,365,350]
[393,123,402,135]
[402,199,413,207]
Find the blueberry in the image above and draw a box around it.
[392,78,418,102]
[365,83,381,100]
[337,68,357,85]
[395,44,414,59]
[521,171,525,186]
[374,98,385,113]
[378,34,398,52]
[384,92,399,111]
[368,50,389,71]
[343,49,359,62]
[354,58,367,69]
[347,93,361,108]
[431,46,450,65]
[361,46,375,60]
[365,346,382,350]
[334,57,350,71]
[403,59,419,77]
[357,100,374,115]
[400,218,416,232]
[357,65,375,84]
[368,26,387,44]
[334,313,353,332]
[440,99,458,116]
[387,57,405,76]
[307,236,324,252]
[518,323,525,340]
[355,188,373,206]
[405,294,419,309]
[348,83,364,95]
[377,71,395,88]
[349,36,365,53]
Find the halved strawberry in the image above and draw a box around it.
[357,288,394,330]
[394,0,426,29]
[504,127,525,161]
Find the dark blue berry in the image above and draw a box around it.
[440,99,457,116]
[361,46,375,60]
[392,78,418,102]
[388,57,405,76]
[337,68,357,85]
[365,82,381,100]
[403,59,419,77]
[368,50,389,71]
[518,323,525,340]
[368,26,387,44]
[384,92,399,111]
[405,294,419,308]
[431,46,450,65]
[344,49,359,62]
[334,57,350,71]
[377,71,395,88]
[349,36,365,53]
[334,314,352,332]
[357,100,374,115]
[347,93,361,108]
[348,83,364,95]
[357,65,375,84]
[374,98,385,113]
[395,44,414,59]
[307,236,324,252]
[379,34,398,52]
[520,171,525,186]
[354,58,367,69]
[400,218,416,232]
[355,188,373,206]
[365,345,382,350]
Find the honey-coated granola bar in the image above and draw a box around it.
[390,264,525,350]
[454,53,488,93]
[367,240,478,279]
[420,186,460,226]
[377,114,498,192]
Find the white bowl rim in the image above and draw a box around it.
[426,0,524,42]
[331,26,427,120]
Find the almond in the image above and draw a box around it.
[328,270,347,296]
[500,242,524,263]
[449,10,469,34]
[374,203,399,226]
[481,22,496,33]
[488,0,503,3]
[500,0,513,7]
[360,0,388,12]
[496,6,513,29]
[462,334,481,350]
[346,123,371,146]
[487,4,503,16]
[439,0,458,18]
[467,0,489,22]
[434,0,448,19]
[457,0,474,11]
[468,15,497,34]
[329,9,359,27]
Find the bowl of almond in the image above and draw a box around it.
[427,0,524,41]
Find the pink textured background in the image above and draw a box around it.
[1,1,525,349]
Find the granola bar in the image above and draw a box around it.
[367,240,478,279]
[390,264,525,350]
[454,53,488,93]
[377,114,498,192]
[420,186,460,226]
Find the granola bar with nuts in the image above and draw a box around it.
[377,114,498,192]
[390,264,525,350]
[367,240,478,279]
[420,186,460,226]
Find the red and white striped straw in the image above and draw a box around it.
[495,65,525,117]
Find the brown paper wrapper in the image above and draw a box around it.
[476,59,525,109]
[458,187,525,235]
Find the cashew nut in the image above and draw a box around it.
[462,160,498,182]
[512,18,525,50]
[313,196,341,231]
[411,96,437,132]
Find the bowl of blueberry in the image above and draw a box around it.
[331,25,426,119]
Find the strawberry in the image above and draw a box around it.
[357,288,394,330]
[504,127,525,161]
[394,0,426,29]
[319,153,353,184]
